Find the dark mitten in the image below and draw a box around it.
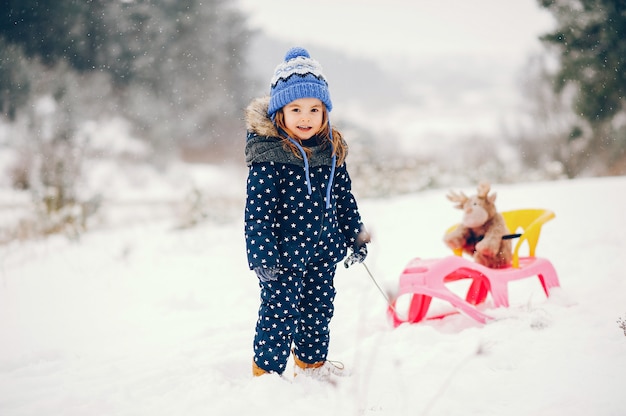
[254,266,280,282]
[344,227,371,268]
[344,243,368,268]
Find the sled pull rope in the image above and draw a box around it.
[362,262,395,311]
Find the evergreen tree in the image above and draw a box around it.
[1,0,252,156]
[538,0,626,173]
[539,0,626,123]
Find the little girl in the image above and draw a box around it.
[244,47,369,380]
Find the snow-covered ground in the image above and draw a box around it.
[1,174,625,416]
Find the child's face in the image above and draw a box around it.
[282,98,324,141]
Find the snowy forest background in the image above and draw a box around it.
[1,0,625,242]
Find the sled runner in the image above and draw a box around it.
[388,209,560,326]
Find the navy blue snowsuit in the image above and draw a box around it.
[244,97,364,374]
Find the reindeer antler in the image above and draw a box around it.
[477,181,491,198]
[446,190,468,210]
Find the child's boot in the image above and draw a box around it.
[293,355,347,381]
[252,359,268,377]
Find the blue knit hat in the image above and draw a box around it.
[268,47,332,118]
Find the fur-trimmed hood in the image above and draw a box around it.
[244,96,339,168]
[245,97,280,138]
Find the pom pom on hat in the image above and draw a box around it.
[268,47,332,117]
[284,47,310,60]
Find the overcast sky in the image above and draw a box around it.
[236,0,555,67]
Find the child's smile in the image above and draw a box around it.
[282,97,324,140]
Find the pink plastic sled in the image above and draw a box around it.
[388,209,560,326]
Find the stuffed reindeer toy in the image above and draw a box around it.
[443,181,512,269]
